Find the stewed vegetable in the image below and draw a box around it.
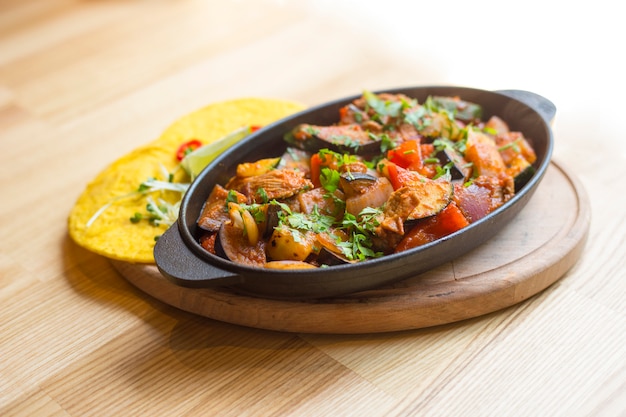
[196,91,537,268]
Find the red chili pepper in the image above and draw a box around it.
[176,139,203,161]
[250,125,262,132]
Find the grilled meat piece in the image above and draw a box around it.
[225,168,314,203]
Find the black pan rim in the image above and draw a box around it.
[173,85,554,279]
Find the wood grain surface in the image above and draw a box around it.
[1,1,625,416]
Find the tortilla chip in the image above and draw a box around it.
[68,98,306,263]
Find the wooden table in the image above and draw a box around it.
[1,1,624,415]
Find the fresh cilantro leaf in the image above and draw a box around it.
[363,90,403,118]
[320,167,340,193]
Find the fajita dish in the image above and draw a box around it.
[192,92,538,269]
[152,86,554,298]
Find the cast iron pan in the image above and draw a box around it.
[154,86,555,299]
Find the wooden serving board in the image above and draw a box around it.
[112,160,590,334]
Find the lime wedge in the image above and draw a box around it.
[180,126,255,179]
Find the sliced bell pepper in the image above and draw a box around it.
[310,151,341,188]
[395,202,469,252]
[310,153,324,188]
[382,161,424,190]
[176,139,203,161]
[387,139,422,171]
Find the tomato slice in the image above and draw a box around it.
[176,139,203,161]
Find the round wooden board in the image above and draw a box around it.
[112,160,590,334]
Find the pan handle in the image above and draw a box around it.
[154,224,243,288]
[496,89,556,124]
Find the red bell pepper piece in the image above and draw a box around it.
[387,140,422,171]
[176,139,203,161]
[384,162,424,190]
[395,202,469,252]
[310,153,323,188]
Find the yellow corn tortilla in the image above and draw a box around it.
[68,97,306,263]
